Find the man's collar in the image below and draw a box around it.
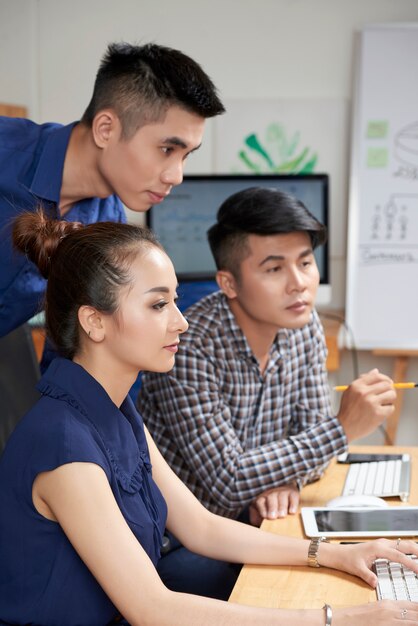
[218,291,291,361]
[27,122,78,204]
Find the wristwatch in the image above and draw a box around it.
[307,536,329,568]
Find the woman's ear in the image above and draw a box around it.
[78,306,105,342]
[216,270,238,299]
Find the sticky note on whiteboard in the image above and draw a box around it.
[367,147,388,167]
[366,120,388,139]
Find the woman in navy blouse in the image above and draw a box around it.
[0,212,417,626]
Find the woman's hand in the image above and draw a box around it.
[321,538,418,587]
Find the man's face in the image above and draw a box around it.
[97,106,205,212]
[226,231,320,334]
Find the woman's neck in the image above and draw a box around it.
[73,352,138,408]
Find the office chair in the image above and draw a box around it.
[0,324,41,455]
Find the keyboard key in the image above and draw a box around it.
[343,462,360,495]
[374,461,386,494]
[393,460,402,493]
[364,461,378,494]
[383,460,396,495]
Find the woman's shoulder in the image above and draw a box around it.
[3,395,111,478]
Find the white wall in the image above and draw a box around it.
[1,0,418,443]
[0,0,36,109]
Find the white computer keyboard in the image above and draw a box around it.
[374,555,418,601]
[342,455,411,502]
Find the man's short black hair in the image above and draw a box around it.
[207,186,327,277]
[82,42,225,138]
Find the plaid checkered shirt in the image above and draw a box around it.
[138,291,347,519]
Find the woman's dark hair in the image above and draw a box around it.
[13,211,160,359]
[207,186,327,277]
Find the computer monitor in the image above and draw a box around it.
[146,174,330,309]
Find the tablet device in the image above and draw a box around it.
[301,506,418,538]
[337,452,407,464]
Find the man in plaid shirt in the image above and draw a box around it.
[137,187,395,598]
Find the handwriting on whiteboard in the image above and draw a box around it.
[360,247,418,265]
[368,194,417,242]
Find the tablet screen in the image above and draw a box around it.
[301,506,418,537]
[314,508,418,533]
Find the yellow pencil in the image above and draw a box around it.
[334,382,418,392]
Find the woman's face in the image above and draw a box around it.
[102,246,188,373]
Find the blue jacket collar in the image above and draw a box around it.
[26,122,78,205]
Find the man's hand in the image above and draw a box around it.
[337,368,396,442]
[249,483,300,526]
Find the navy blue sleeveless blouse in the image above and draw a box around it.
[0,358,167,626]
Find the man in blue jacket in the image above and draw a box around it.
[0,41,224,350]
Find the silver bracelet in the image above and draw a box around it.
[323,603,332,626]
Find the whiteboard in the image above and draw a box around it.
[346,24,418,350]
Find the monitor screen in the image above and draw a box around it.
[146,174,330,307]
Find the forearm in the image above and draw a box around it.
[204,418,347,514]
[190,510,312,566]
[189,510,349,573]
[136,588,323,626]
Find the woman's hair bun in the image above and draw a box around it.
[12,209,83,278]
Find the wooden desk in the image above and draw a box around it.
[0,103,27,117]
[229,445,418,609]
